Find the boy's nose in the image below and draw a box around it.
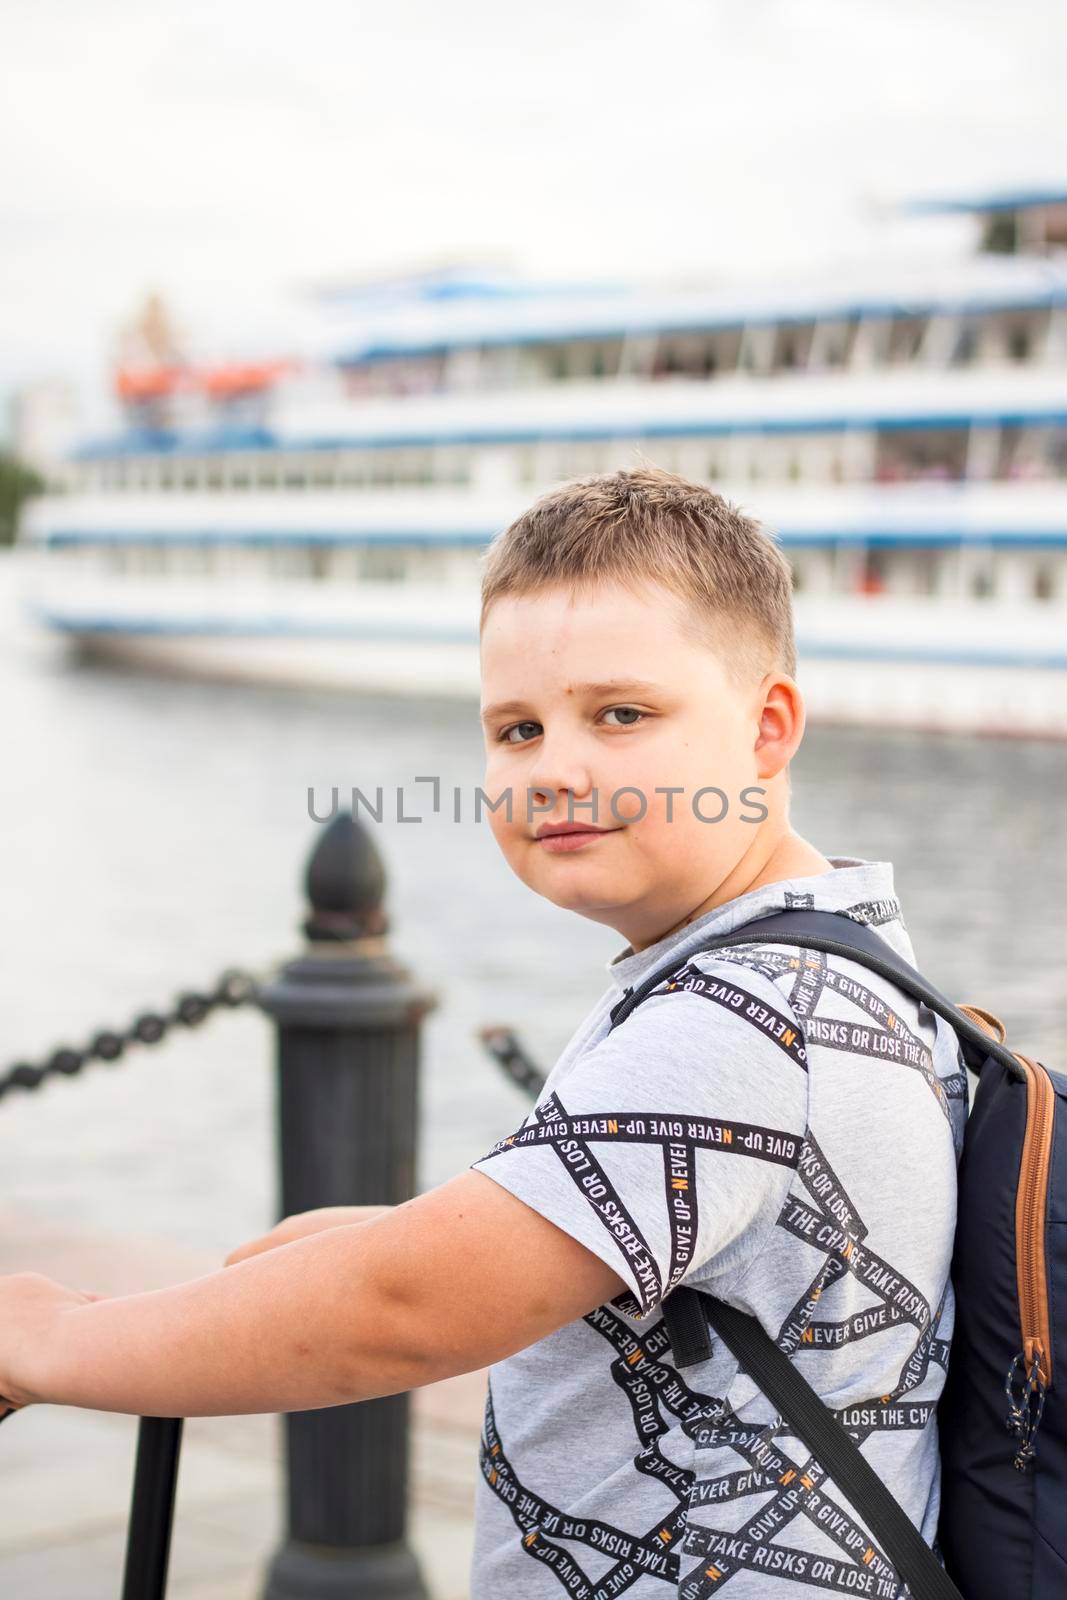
[526,761,598,825]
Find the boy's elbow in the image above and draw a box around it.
[330,1256,471,1400]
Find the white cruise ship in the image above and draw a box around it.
[14,187,1067,738]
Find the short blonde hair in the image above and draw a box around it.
[478,465,797,689]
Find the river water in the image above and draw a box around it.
[1,552,1065,1260]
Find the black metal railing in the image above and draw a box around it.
[3,811,440,1600]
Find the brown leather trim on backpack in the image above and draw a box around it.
[957,1003,1008,1044]
[958,1006,1053,1391]
[1012,1051,1054,1389]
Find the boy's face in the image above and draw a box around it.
[479,576,796,951]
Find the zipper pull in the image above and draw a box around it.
[1005,1344,1049,1470]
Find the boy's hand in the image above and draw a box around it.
[0,1272,107,1417]
[224,1205,393,1267]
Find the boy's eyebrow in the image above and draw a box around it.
[480,679,666,724]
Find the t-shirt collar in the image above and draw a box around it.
[605,856,898,994]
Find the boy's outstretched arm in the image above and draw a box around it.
[0,1171,626,1419]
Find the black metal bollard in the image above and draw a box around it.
[257,811,437,1600]
[121,1417,184,1600]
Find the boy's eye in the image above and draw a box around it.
[496,707,645,743]
[499,720,543,745]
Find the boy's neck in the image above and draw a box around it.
[626,828,833,953]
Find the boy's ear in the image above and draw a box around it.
[754,674,805,778]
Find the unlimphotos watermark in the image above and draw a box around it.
[308,781,769,826]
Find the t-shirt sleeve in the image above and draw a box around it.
[470,958,809,1321]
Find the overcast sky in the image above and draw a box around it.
[3,0,1065,431]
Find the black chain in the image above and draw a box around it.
[0,965,275,1102]
[477,1025,547,1099]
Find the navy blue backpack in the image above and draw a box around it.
[605,907,1061,1600]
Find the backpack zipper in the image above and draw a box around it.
[1005,1050,1054,1469]
[959,1008,1054,1467]
[1014,1051,1053,1387]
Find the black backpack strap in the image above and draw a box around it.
[609,906,1025,1082]
[642,907,981,1597]
[656,1279,715,1367]
[661,1291,963,1600]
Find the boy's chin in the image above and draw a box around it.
[527,870,638,918]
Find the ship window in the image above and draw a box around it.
[359,545,407,582]
[439,449,470,485]
[706,457,719,482]
[949,325,977,366]
[267,546,291,578]
[970,568,995,599]
[195,545,214,574]
[982,213,1018,255]
[889,317,926,362]
[789,560,804,593]
[1033,565,1055,601]
[1008,326,1031,362]
[913,549,939,595]
[308,545,332,581]
[332,547,362,580]
[141,543,168,574]
[858,548,890,594]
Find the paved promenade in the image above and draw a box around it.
[0,1209,483,1598]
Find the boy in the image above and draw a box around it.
[0,468,964,1599]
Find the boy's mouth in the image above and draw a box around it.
[533,822,621,853]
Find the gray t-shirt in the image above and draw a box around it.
[468,856,965,1600]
